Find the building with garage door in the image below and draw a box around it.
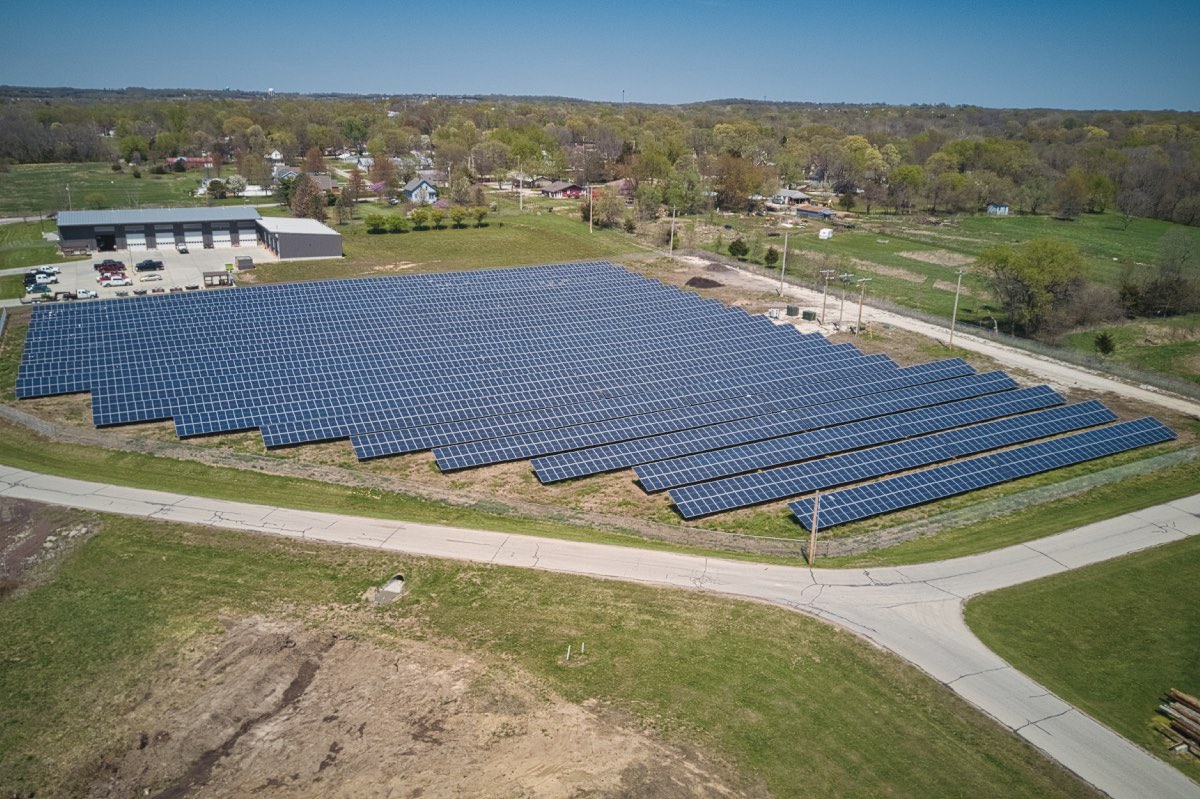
[57,207,262,253]
[255,217,343,259]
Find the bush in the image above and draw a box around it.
[1094,331,1116,356]
[110,162,123,172]
[728,237,749,259]
[173,160,186,173]
[365,214,387,233]
[764,247,780,268]
[131,167,142,179]
[386,215,408,233]
[150,164,167,175]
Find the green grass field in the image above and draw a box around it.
[966,534,1200,781]
[252,202,643,283]
[0,511,1097,797]
[0,219,88,270]
[1062,319,1200,385]
[0,274,24,299]
[0,162,208,216]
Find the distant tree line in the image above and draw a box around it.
[0,92,1197,227]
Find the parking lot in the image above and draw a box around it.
[25,244,279,301]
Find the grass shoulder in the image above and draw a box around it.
[965,534,1200,782]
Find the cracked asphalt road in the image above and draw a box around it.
[1,463,1197,798]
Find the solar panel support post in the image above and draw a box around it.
[818,269,835,323]
[807,491,821,567]
[949,269,965,349]
[778,231,789,295]
[855,278,872,335]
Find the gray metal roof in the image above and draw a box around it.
[57,207,262,227]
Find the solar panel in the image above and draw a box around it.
[668,400,1118,519]
[634,385,1064,492]
[788,416,1176,528]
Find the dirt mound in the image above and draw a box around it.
[88,616,755,799]
[685,276,724,289]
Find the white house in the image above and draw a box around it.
[402,178,438,204]
[268,149,284,162]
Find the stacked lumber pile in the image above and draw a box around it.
[1159,689,1200,756]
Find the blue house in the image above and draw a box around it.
[402,178,438,204]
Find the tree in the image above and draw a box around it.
[365,214,387,233]
[429,208,446,229]
[304,146,325,174]
[664,164,704,214]
[594,190,625,228]
[1094,331,1116,356]
[274,176,297,207]
[346,166,365,204]
[410,206,431,230]
[978,239,1084,335]
[1053,169,1089,220]
[335,190,353,224]
[386,215,408,233]
[206,179,227,200]
[224,174,247,197]
[728,237,749,259]
[764,247,780,268]
[473,207,488,227]
[290,174,326,222]
[888,165,924,214]
[450,206,469,228]
[369,155,397,191]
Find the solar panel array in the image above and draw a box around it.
[16,260,1174,529]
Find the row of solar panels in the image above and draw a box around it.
[17,261,1175,530]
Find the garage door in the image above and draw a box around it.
[126,233,147,251]
[237,225,257,246]
[210,229,232,247]
[185,231,204,247]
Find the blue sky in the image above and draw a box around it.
[4,0,1198,110]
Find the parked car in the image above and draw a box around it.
[34,273,58,285]
[135,259,165,271]
[27,283,51,294]
[76,288,98,299]
[101,276,132,287]
[97,273,127,283]
[94,259,125,271]
[176,243,189,254]
[36,265,61,275]
[139,273,163,282]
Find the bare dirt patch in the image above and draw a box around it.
[0,498,97,598]
[858,262,926,283]
[897,250,975,267]
[87,616,757,799]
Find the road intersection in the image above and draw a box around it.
[2,464,1197,798]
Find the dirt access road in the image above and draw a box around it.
[674,255,1200,420]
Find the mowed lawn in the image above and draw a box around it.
[0,219,87,270]
[966,534,1200,782]
[251,205,644,283]
[1062,318,1200,386]
[0,512,1098,798]
[0,162,204,216]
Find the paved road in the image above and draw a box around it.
[2,464,1197,798]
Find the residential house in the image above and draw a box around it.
[272,164,301,182]
[771,189,812,206]
[402,178,438,204]
[795,204,837,220]
[541,181,584,199]
[268,149,285,162]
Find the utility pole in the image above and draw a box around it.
[517,157,522,212]
[949,269,965,348]
[818,269,835,323]
[855,277,872,335]
[778,231,789,295]
[66,184,72,211]
[588,186,594,234]
[668,207,677,254]
[838,273,854,328]
[807,491,820,567]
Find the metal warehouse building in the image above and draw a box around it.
[256,217,343,260]
[56,207,342,260]
[57,207,262,252]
